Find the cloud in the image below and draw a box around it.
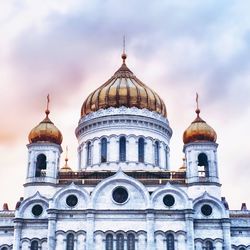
[1,1,250,208]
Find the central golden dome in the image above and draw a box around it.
[81,54,167,117]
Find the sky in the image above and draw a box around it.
[0,0,250,210]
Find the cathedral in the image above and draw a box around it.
[0,52,250,250]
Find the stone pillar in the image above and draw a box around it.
[185,212,194,250]
[146,210,155,250]
[159,142,165,169]
[86,210,95,250]
[47,213,57,250]
[128,137,137,162]
[109,137,119,162]
[165,146,170,170]
[77,145,82,170]
[92,139,100,165]
[13,220,22,250]
[222,219,231,250]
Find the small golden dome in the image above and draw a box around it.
[28,100,63,145]
[183,108,217,144]
[60,158,72,172]
[81,54,167,117]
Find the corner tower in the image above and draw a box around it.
[75,53,172,171]
[26,96,63,185]
[183,95,219,185]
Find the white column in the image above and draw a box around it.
[146,211,155,250]
[159,142,165,169]
[92,139,100,165]
[13,221,22,250]
[47,214,56,250]
[128,137,137,162]
[165,146,170,170]
[222,220,231,250]
[77,146,82,170]
[86,210,95,250]
[145,139,153,165]
[109,137,119,162]
[185,212,194,250]
[81,144,87,169]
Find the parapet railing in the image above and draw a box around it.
[58,170,186,185]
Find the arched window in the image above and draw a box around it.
[165,146,169,169]
[127,233,135,250]
[119,137,126,162]
[138,137,145,163]
[106,234,113,250]
[31,240,39,250]
[154,141,160,166]
[35,154,46,177]
[239,248,246,250]
[198,153,209,177]
[116,233,124,250]
[86,141,92,166]
[166,234,175,250]
[1,247,8,250]
[205,241,213,250]
[101,138,108,163]
[66,233,74,250]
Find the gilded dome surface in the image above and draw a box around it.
[81,54,167,117]
[29,110,63,145]
[183,109,217,144]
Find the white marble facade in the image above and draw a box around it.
[0,105,250,250]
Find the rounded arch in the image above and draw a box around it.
[91,170,150,209]
[51,183,90,209]
[193,192,227,218]
[17,192,49,218]
[151,182,190,209]
[35,153,47,177]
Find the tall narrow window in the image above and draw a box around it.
[66,233,74,250]
[31,240,39,250]
[138,137,145,163]
[166,234,174,250]
[127,233,135,250]
[86,141,92,166]
[119,137,126,162]
[205,241,213,250]
[106,234,113,250]
[35,154,46,177]
[101,138,108,163]
[198,153,209,177]
[165,146,169,169]
[116,233,124,250]
[154,141,160,166]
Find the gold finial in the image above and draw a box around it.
[65,146,68,164]
[121,35,127,63]
[195,92,200,116]
[45,94,50,117]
